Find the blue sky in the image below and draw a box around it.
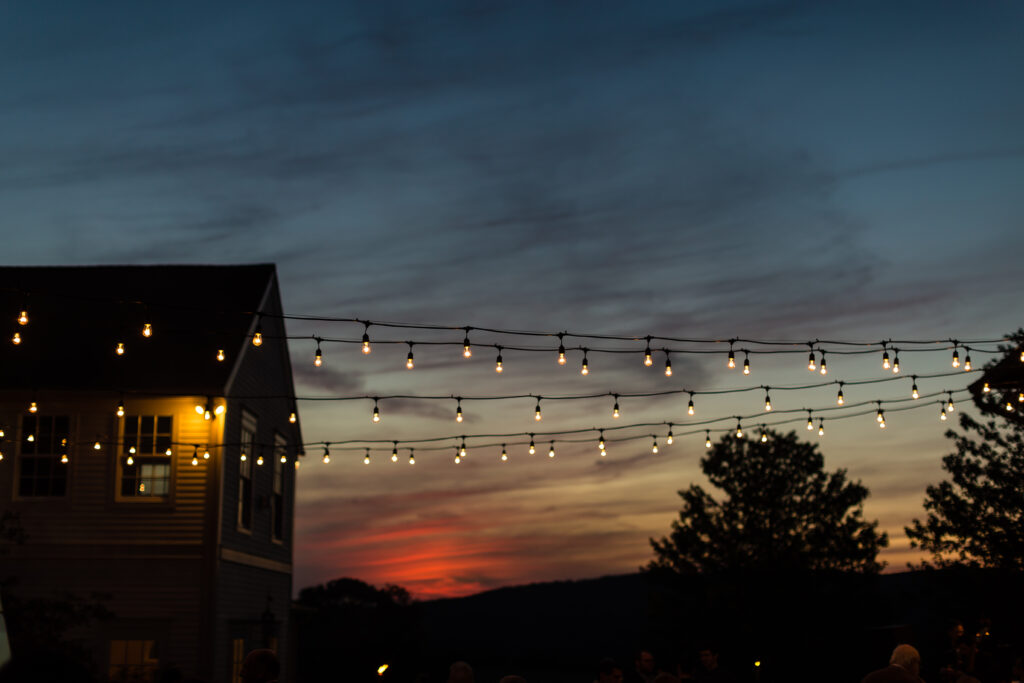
[2,0,1022,597]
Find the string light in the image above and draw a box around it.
[881,347,891,370]
[760,426,768,443]
[911,379,919,399]
[818,419,825,436]
[807,348,816,372]
[115,342,125,355]
[651,437,659,454]
[192,446,199,466]
[406,343,415,369]
[217,349,225,362]
[280,450,287,464]
[735,421,744,439]
[951,346,960,368]
[463,331,472,358]
[688,395,695,416]
[764,390,772,412]
[612,395,620,419]
[12,332,21,345]
[501,444,508,461]
[891,349,900,374]
[240,451,247,462]
[126,454,134,466]
[581,349,589,375]
[964,353,972,371]
[372,399,380,423]
[165,447,173,456]
[534,398,542,421]
[364,448,371,465]
[142,322,152,338]
[705,430,712,448]
[666,425,674,445]
[460,439,467,457]
[548,441,555,458]
[727,342,736,369]
[93,440,101,451]
[806,411,814,431]
[598,430,606,455]
[947,393,955,412]
[982,382,990,393]
[252,325,263,347]
[455,398,463,423]
[878,409,886,429]
[29,401,38,413]
[644,340,653,367]
[289,412,297,423]
[1005,400,1014,412]
[409,449,415,465]
[314,339,323,367]
[453,446,462,465]
[204,448,210,460]
[61,454,68,464]
[322,446,330,464]
[495,347,504,373]
[18,309,28,326]
[1019,392,1024,403]
[836,384,845,405]
[392,443,399,462]
[743,352,751,375]
[664,352,672,377]
[361,323,371,354]
[940,406,948,420]
[819,352,828,375]
[529,435,536,455]
[876,403,885,423]
[557,334,566,365]
[116,400,125,418]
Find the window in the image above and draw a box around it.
[120,415,172,498]
[238,410,257,531]
[231,638,245,682]
[109,639,159,683]
[271,433,286,541]
[18,414,70,497]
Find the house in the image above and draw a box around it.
[0,264,302,682]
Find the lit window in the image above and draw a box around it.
[109,639,159,683]
[120,416,172,498]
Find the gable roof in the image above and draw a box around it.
[0,264,279,397]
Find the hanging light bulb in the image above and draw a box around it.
[581,349,589,375]
[644,342,653,367]
[982,382,990,393]
[664,353,672,377]
[891,349,901,374]
[406,343,415,369]
[534,398,542,421]
[252,327,263,347]
[280,451,287,464]
[192,447,200,466]
[735,421,744,439]
[878,411,886,429]
[12,332,21,345]
[947,394,955,412]
[463,332,472,358]
[115,342,125,355]
[882,349,891,370]
[548,441,555,458]
[818,420,825,436]
[364,449,371,465]
[93,440,102,450]
[392,443,399,462]
[362,325,372,354]
[27,434,34,442]
[912,380,919,399]
[117,400,125,418]
[18,309,28,326]
[460,440,467,457]
[598,430,606,452]
[61,453,68,464]
[408,449,415,465]
[165,447,173,456]
[142,322,153,338]
[495,348,503,373]
[764,390,772,411]
[455,399,463,423]
[705,431,712,449]
[29,401,38,413]
[951,348,960,368]
[1019,392,1024,403]
[743,353,751,375]
[612,396,620,418]
[314,341,323,367]
[372,400,380,423]
[688,396,695,415]
[289,411,297,423]
[806,412,814,431]
[760,427,768,443]
[501,445,508,461]
[666,426,674,445]
[964,354,972,371]
[837,384,845,405]
[322,446,330,464]
[876,404,885,422]
[819,352,828,375]
[651,437,659,454]
[557,335,566,365]
[129,445,136,454]
[217,349,225,362]
[126,454,134,466]
[940,406,948,420]
[727,346,736,369]
[807,350,816,372]
[1006,400,1015,412]
[529,436,536,455]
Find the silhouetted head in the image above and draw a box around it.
[635,650,656,675]
[698,646,719,672]
[890,644,921,677]
[239,649,280,683]
[448,661,474,683]
[598,658,624,683]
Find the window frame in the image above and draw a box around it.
[271,432,286,543]
[115,414,175,503]
[15,413,72,499]
[237,409,257,533]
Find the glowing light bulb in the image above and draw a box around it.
[882,350,890,370]
[279,452,287,463]
[94,441,101,450]
[406,348,415,369]
[252,330,263,347]
[364,451,370,465]
[126,455,134,466]
[362,331,371,354]
[651,438,658,454]
[495,352,503,373]
[807,415,814,431]
[666,429,674,445]
[241,452,247,462]
[204,449,210,460]
[557,338,566,365]
[727,349,736,369]
[964,355,972,371]
[289,411,297,423]
[534,401,542,421]
[807,352,816,372]
[600,447,607,457]
[1006,400,1014,411]
[688,398,695,416]
[644,345,653,367]
[27,435,34,442]
[314,344,322,367]
[764,393,772,411]
[940,406,947,420]
[581,352,589,375]
[217,349,225,362]
[548,442,555,458]
[0,452,4,462]
[837,387,845,405]
[408,451,415,465]
[612,399,620,418]
[455,401,463,423]
[876,407,884,422]
[294,460,300,470]
[878,412,886,429]
[819,354,827,375]
[818,420,825,436]
[892,352,900,374]
[705,435,712,449]
[736,423,743,439]
[760,429,768,443]
[598,433,605,451]
[196,403,206,415]
[117,401,125,418]
[142,322,152,338]
[501,446,508,461]
[372,402,380,423]
[951,349,960,368]
[460,442,467,457]
[743,355,750,375]
[912,382,919,399]
[947,395,955,412]
[12,332,21,345]
[1019,392,1024,403]
[18,310,28,326]
[29,401,37,413]
[165,447,173,456]
[322,447,330,464]
[392,445,399,462]
[463,335,472,358]
[192,454,199,466]
[129,446,136,454]
[529,439,536,455]
[982,382,990,393]
[61,454,68,464]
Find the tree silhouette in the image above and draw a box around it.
[905,334,1024,569]
[648,429,887,573]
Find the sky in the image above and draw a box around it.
[2,1,1023,599]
